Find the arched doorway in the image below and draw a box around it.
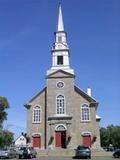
[55,124,67,148]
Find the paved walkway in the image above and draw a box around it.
[8,157,115,160]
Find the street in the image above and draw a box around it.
[5,157,117,160]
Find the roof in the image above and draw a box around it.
[24,84,99,109]
[24,87,46,108]
[74,85,99,106]
[15,135,26,142]
[96,115,101,120]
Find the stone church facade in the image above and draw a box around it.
[25,4,101,150]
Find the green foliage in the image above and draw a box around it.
[100,125,120,148]
[100,127,109,147]
[0,130,14,148]
[0,96,13,147]
[0,96,9,128]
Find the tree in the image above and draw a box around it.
[0,96,13,147]
[0,130,14,148]
[100,127,109,147]
[107,125,120,148]
[100,125,120,148]
[0,96,9,128]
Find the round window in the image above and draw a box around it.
[56,81,64,88]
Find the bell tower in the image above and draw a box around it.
[47,4,74,75]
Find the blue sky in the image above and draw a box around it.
[0,0,120,139]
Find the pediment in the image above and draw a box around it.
[46,69,75,79]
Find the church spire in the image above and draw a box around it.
[46,3,74,76]
[57,3,64,31]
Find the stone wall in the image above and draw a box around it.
[26,71,101,149]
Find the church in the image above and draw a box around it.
[24,4,101,150]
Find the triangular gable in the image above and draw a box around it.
[24,87,46,108]
[15,135,25,142]
[74,85,99,105]
[46,69,75,79]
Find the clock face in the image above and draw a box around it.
[57,81,64,88]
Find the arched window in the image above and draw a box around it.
[55,124,67,131]
[56,95,65,115]
[33,106,41,123]
[81,104,90,121]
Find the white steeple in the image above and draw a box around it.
[47,3,74,76]
[57,4,64,31]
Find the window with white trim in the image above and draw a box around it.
[33,106,41,123]
[81,104,90,121]
[56,95,65,115]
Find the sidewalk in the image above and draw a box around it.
[36,149,113,157]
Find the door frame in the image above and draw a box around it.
[81,131,91,147]
[32,133,41,148]
[55,124,67,148]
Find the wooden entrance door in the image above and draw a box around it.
[55,131,66,148]
[32,136,41,148]
[83,135,91,147]
[61,131,66,148]
[55,131,61,147]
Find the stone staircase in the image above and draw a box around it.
[36,149,113,157]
